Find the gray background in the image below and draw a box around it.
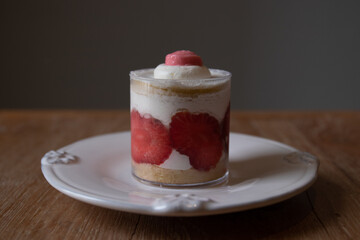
[1,0,359,110]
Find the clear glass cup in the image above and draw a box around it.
[130,68,231,187]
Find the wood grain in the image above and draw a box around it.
[0,110,359,239]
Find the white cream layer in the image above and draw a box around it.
[159,150,192,170]
[130,87,230,126]
[159,150,227,171]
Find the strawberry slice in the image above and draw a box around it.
[169,111,223,171]
[131,110,172,165]
[221,103,230,152]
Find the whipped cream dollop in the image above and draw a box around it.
[154,64,211,79]
[153,50,211,80]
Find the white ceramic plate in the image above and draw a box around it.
[41,132,319,217]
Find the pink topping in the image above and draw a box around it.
[165,50,203,66]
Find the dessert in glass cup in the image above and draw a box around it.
[130,50,231,187]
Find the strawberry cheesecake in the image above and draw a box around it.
[130,50,231,186]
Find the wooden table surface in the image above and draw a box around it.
[0,110,359,239]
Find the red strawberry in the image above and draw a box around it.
[221,103,230,152]
[169,111,223,171]
[131,109,172,165]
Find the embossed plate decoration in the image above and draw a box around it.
[41,132,319,216]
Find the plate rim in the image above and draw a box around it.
[41,131,319,217]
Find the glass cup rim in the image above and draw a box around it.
[129,68,231,83]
